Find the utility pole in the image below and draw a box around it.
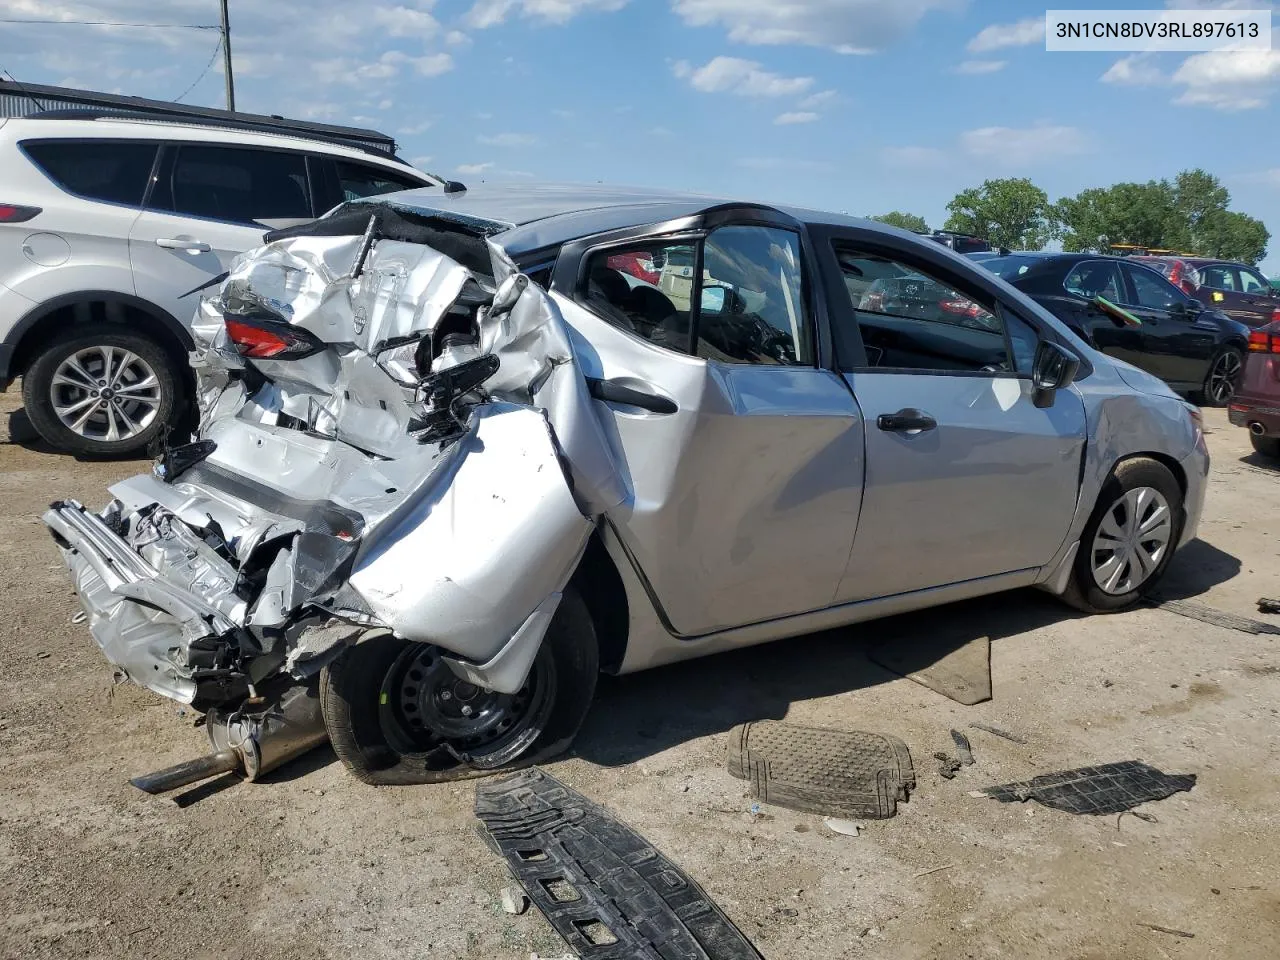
[220,0,236,111]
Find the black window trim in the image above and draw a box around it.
[145,140,317,228]
[18,137,162,212]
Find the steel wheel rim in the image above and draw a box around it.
[49,346,161,442]
[1090,485,1173,595]
[1207,351,1240,404]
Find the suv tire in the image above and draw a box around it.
[22,325,184,458]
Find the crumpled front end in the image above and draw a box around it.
[45,202,624,757]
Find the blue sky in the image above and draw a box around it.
[1,0,1278,271]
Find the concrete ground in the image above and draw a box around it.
[1,390,1278,960]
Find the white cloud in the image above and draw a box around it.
[378,98,394,110]
[880,145,947,168]
[551,108,575,118]
[1101,54,1167,85]
[457,162,496,174]
[409,155,434,167]
[671,0,961,53]
[955,60,1006,75]
[959,124,1091,165]
[408,52,454,76]
[398,120,433,135]
[735,156,834,172]
[967,17,1044,53]
[798,88,838,108]
[477,132,538,146]
[649,126,674,136]
[1171,48,1280,110]
[464,0,627,28]
[774,111,819,124]
[672,56,813,97]
[445,30,471,45]
[371,5,441,38]
[1238,168,1280,187]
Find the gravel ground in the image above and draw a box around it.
[2,389,1278,960]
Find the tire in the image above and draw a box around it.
[320,588,599,786]
[1201,347,1243,407]
[1061,457,1184,614]
[22,325,184,458]
[1251,433,1280,460]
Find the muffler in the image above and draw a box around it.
[130,681,328,795]
[1250,422,1266,437]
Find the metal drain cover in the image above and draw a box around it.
[726,720,915,819]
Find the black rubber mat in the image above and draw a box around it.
[976,760,1195,815]
[475,769,764,960]
[726,720,914,819]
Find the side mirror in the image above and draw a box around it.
[1031,340,1081,409]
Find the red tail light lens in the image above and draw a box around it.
[0,204,41,223]
[1248,330,1280,354]
[224,317,323,359]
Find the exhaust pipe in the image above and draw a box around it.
[1250,422,1266,437]
[130,681,328,795]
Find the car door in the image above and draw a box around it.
[1120,261,1218,387]
[816,231,1086,601]
[1196,263,1252,325]
[553,213,866,636]
[1235,266,1278,328]
[1058,259,1146,369]
[129,143,315,326]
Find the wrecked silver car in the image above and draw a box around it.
[45,183,1209,789]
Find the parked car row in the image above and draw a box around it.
[1131,255,1280,330]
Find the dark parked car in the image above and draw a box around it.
[926,230,1004,255]
[1229,320,1280,459]
[982,253,1250,405]
[1133,256,1280,329]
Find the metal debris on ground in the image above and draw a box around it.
[973,761,1195,815]
[1138,923,1195,939]
[1257,597,1280,615]
[950,730,975,765]
[823,817,861,836]
[475,768,764,960]
[868,634,992,705]
[1147,596,1280,636]
[969,723,1028,744]
[1117,810,1160,830]
[726,720,915,819]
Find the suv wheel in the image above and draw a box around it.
[22,326,183,458]
[1202,347,1242,406]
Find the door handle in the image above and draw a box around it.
[876,408,937,433]
[155,237,212,253]
[586,377,677,414]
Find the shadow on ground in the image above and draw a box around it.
[1241,451,1280,473]
[574,539,1241,768]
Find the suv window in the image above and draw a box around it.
[696,226,811,366]
[155,145,311,224]
[335,160,424,201]
[22,140,158,206]
[1124,264,1184,309]
[1239,268,1268,295]
[583,240,696,352]
[1198,264,1236,291]
[1064,260,1124,302]
[832,244,1030,373]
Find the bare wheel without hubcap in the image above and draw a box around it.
[1090,486,1173,595]
[49,345,162,443]
[380,642,555,767]
[1205,350,1241,405]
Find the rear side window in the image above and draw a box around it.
[335,160,425,201]
[1199,265,1236,291]
[1124,264,1184,309]
[154,145,311,224]
[1064,261,1124,302]
[22,140,157,206]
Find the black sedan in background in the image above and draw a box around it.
[980,253,1250,405]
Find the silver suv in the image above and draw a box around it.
[0,113,440,456]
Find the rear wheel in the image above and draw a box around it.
[1062,457,1183,613]
[22,325,183,457]
[1201,347,1242,406]
[320,588,599,785]
[1251,433,1280,459]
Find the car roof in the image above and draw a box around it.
[374,181,896,255]
[4,115,431,175]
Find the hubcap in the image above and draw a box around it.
[1207,351,1241,404]
[49,346,161,443]
[1090,486,1173,595]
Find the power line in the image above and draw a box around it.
[174,35,225,104]
[0,19,220,29]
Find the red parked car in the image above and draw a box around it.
[1229,320,1280,459]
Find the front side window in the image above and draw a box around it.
[582,240,696,352]
[335,160,425,201]
[160,146,311,223]
[1125,264,1184,309]
[832,244,1020,373]
[1239,269,1268,295]
[22,140,158,207]
[695,226,811,366]
[1064,260,1125,302]
[1198,265,1236,291]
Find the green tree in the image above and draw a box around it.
[868,211,929,233]
[943,178,1055,251]
[1172,168,1230,251]
[1056,180,1179,252]
[1196,209,1270,265]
